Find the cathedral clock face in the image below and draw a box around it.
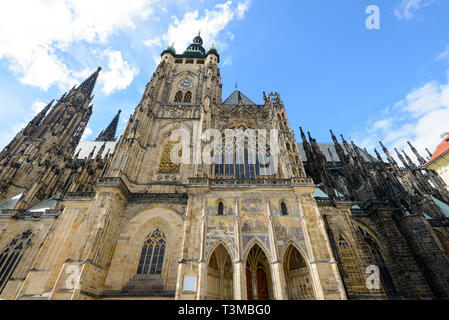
[178,80,193,90]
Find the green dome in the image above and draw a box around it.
[161,44,176,57]
[192,35,203,46]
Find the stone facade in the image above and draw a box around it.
[0,34,448,300]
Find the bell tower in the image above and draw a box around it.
[0,67,101,202]
[107,33,221,185]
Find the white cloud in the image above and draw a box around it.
[0,0,155,91]
[394,0,435,20]
[0,1,252,92]
[143,36,162,47]
[0,121,27,153]
[153,55,162,67]
[436,45,449,62]
[99,49,139,95]
[237,0,251,19]
[222,57,233,66]
[30,100,47,114]
[82,127,93,140]
[163,1,251,54]
[354,72,449,161]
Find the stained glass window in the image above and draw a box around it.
[337,235,368,294]
[174,91,183,103]
[0,230,33,294]
[137,228,166,275]
[183,91,192,103]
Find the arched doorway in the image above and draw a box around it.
[207,244,234,300]
[283,245,315,300]
[246,244,273,300]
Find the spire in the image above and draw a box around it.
[330,130,347,162]
[96,109,121,142]
[395,148,408,169]
[374,148,383,162]
[407,141,426,165]
[403,150,417,169]
[340,134,352,156]
[300,127,307,142]
[328,148,335,162]
[78,67,102,96]
[379,141,399,170]
[24,100,54,135]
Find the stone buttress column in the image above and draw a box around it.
[51,178,128,299]
[266,197,287,300]
[294,186,346,300]
[233,196,246,300]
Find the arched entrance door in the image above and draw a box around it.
[207,244,234,300]
[246,244,273,300]
[284,245,315,300]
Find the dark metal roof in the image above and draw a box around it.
[28,193,62,212]
[0,193,22,210]
[297,142,376,162]
[223,90,257,106]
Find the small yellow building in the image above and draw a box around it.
[424,133,449,192]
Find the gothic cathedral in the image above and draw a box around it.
[1,33,449,300]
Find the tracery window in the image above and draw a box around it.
[159,138,181,173]
[137,228,166,275]
[0,230,33,294]
[337,235,367,294]
[214,126,275,179]
[174,91,183,103]
[183,91,192,103]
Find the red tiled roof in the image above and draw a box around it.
[425,134,449,166]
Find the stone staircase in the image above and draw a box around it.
[102,274,175,298]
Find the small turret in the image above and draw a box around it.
[77,67,102,97]
[96,109,121,142]
[407,141,426,165]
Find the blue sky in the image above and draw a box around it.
[0,0,448,161]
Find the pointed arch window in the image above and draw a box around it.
[174,91,183,103]
[183,91,192,103]
[0,230,33,294]
[359,227,399,298]
[337,235,367,294]
[281,202,289,216]
[218,202,224,216]
[214,126,275,179]
[137,228,166,275]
